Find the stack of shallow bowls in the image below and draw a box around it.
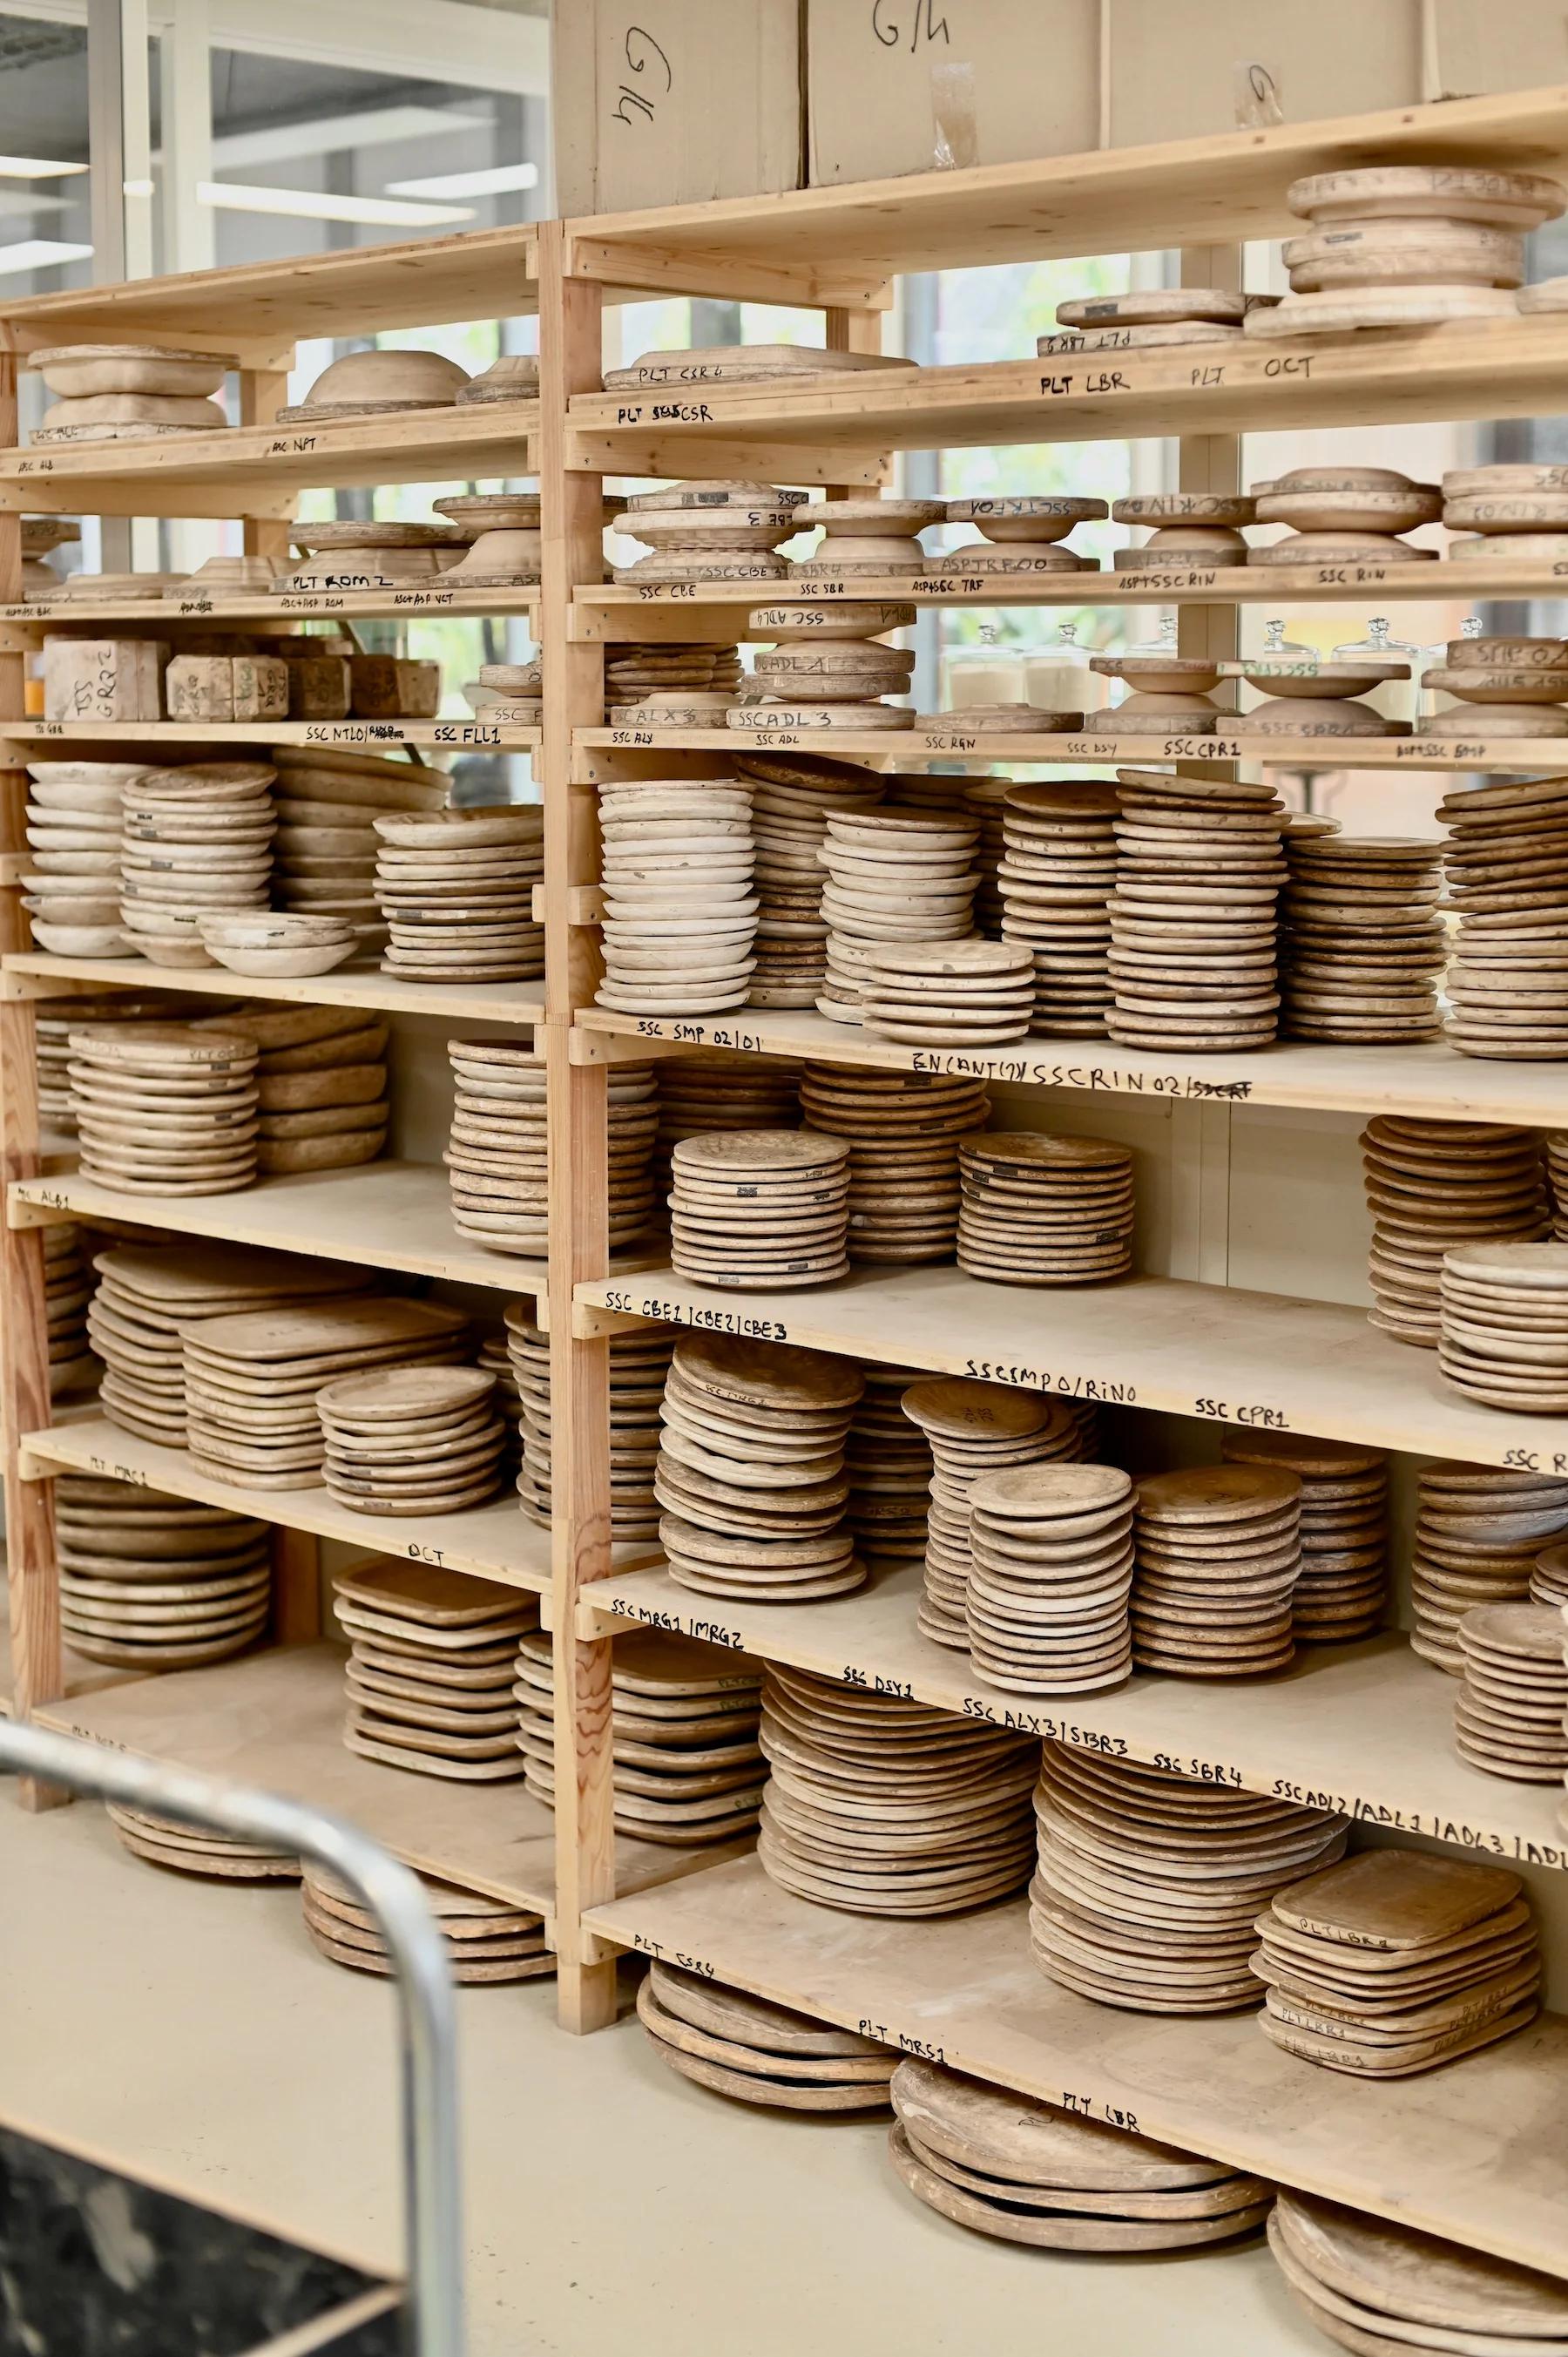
[30,342,233,443]
[23,760,144,958]
[119,762,276,969]
[374,806,544,982]
[198,912,361,979]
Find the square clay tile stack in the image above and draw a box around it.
[334,1561,537,1783]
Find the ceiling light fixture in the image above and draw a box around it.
[197,181,472,228]
[384,162,540,199]
[0,156,87,179]
[0,239,92,274]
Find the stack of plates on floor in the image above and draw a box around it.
[374,806,544,982]
[23,759,139,957]
[799,1062,989,1265]
[1454,1602,1568,1784]
[966,1465,1135,1696]
[612,480,802,586]
[272,747,448,931]
[757,1663,1038,1916]
[108,1806,300,1880]
[1439,1241,1568,1411]
[743,598,916,733]
[91,1240,364,1446]
[514,1628,766,1844]
[199,1003,389,1178]
[858,938,1035,1046]
[317,1366,509,1518]
[901,1381,1085,1650]
[1253,1848,1539,2074]
[1361,1117,1547,1348]
[597,775,755,1014]
[1411,1460,1568,1671]
[845,1363,933,1566]
[654,1054,801,1187]
[506,1308,674,1539]
[335,1561,537,1782]
[1031,1744,1348,2012]
[655,1332,864,1602]
[447,1042,657,1256]
[733,748,886,1008]
[818,808,980,1023]
[44,1223,98,1399]
[957,1132,1134,1286]
[1269,2188,1568,2357]
[604,640,743,715]
[997,782,1119,1036]
[1439,775,1568,1061]
[639,1960,897,2110]
[55,1473,269,1669]
[889,2059,1274,2252]
[1279,834,1445,1042]
[68,1020,260,1195]
[1109,768,1288,1051]
[668,1128,851,1289]
[1220,1432,1389,1643]
[184,1297,469,1491]
[119,763,276,969]
[1132,1466,1302,1678]
[302,1864,551,1982]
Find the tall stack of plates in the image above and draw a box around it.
[56,1473,270,1669]
[201,1002,388,1177]
[505,1308,674,1539]
[119,764,276,969]
[902,1380,1085,1649]
[335,1561,538,1782]
[271,745,449,931]
[446,1043,658,1256]
[374,806,544,982]
[67,1022,260,1196]
[22,758,142,958]
[1411,1460,1568,1670]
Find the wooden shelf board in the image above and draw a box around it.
[584,1852,1568,2282]
[8,721,539,751]
[3,950,544,1029]
[577,722,1564,768]
[576,1262,1568,1475]
[589,1559,1567,1873]
[10,1160,547,1298]
[3,589,539,627]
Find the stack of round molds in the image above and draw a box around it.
[740,599,915,735]
[997,782,1119,1036]
[597,774,755,1015]
[1230,651,1410,744]
[30,343,233,443]
[272,518,463,595]
[507,1309,674,1541]
[790,497,944,584]
[1444,464,1568,572]
[373,805,544,983]
[1418,632,1568,742]
[1084,647,1227,742]
[1039,286,1272,354]
[1248,465,1440,572]
[119,763,277,969]
[1245,165,1564,337]
[799,1060,990,1266]
[605,637,742,720]
[23,760,141,958]
[611,481,804,586]
[733,748,886,1007]
[816,806,980,1023]
[940,495,1105,574]
[1112,491,1254,576]
[432,491,546,591]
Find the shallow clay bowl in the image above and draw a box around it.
[28,920,129,957]
[32,343,234,397]
[433,492,541,534]
[278,347,470,422]
[202,940,360,979]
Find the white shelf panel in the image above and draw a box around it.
[4,950,544,1029]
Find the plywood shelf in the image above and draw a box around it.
[577,722,1565,768]
[584,1853,1568,2282]
[586,1559,1567,1873]
[3,950,544,1029]
[3,589,539,627]
[7,720,539,752]
[576,1262,1568,1475]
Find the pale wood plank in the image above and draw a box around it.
[3,950,544,1030]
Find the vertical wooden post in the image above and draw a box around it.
[270,1527,321,1642]
[1175,244,1242,674]
[537,222,618,2032]
[240,362,293,564]
[823,307,884,499]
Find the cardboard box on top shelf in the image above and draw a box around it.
[552,0,802,217]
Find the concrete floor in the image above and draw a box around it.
[0,1798,1327,2357]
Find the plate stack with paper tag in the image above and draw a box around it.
[1268,2188,1568,2357]
[506,1307,672,1540]
[799,1061,989,1265]
[317,1365,509,1517]
[1253,1849,1540,2075]
[1438,773,1568,1060]
[668,1128,851,1289]
[200,1002,389,1176]
[446,1043,658,1257]
[596,774,756,1016]
[732,748,886,1008]
[119,764,277,969]
[902,1381,1085,1650]
[67,1020,260,1195]
[639,1960,897,2112]
[374,806,544,982]
[1220,1432,1389,1643]
[271,745,448,933]
[302,1864,551,1983]
[1412,1460,1568,1670]
[817,806,980,1023]
[1108,767,1288,1051]
[1439,1240,1568,1410]
[965,1464,1135,1696]
[334,1561,537,1782]
[1453,1602,1568,1783]
[1132,1466,1302,1678]
[1361,1118,1548,1347]
[997,781,1119,1036]
[957,1132,1134,1286]
[55,1472,270,1670]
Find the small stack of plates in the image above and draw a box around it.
[655,1331,864,1602]
[302,1863,551,1983]
[1269,2188,1568,2357]
[68,1020,260,1195]
[1220,1432,1389,1643]
[55,1473,269,1670]
[639,1961,896,2110]
[966,1465,1136,1696]
[605,640,743,713]
[505,1308,674,1540]
[1454,1602,1568,1784]
[1280,834,1446,1042]
[1044,287,1258,354]
[743,598,916,734]
[997,782,1119,1036]
[654,1054,801,1187]
[798,1061,989,1266]
[108,1806,300,1880]
[612,479,803,586]
[858,939,1035,1046]
[1254,1848,1539,2074]
[317,1366,510,1518]
[272,746,448,931]
[791,496,945,583]
[335,1561,538,1783]
[23,760,141,957]
[943,491,1108,572]
[845,1364,933,1566]
[902,1380,1085,1650]
[733,748,887,1008]
[1362,1117,1548,1348]
[1109,766,1287,1052]
[119,763,276,969]
[374,806,544,982]
[446,1042,658,1256]
[758,1663,1038,1916]
[44,1223,97,1399]
[1438,774,1568,1062]
[596,775,755,1015]
[889,2059,1273,2252]
[1413,1460,1568,1671]
[1440,1240,1568,1412]
[202,1002,389,1178]
[668,1129,851,1289]
[817,809,980,1023]
[1132,1466,1303,1678]
[957,1132,1135,1286]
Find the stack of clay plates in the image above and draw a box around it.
[1112,492,1254,573]
[506,1308,674,1541]
[639,1961,896,2110]
[799,1062,989,1265]
[1440,1240,1568,1412]
[1221,1432,1389,1644]
[1248,465,1441,568]
[30,342,233,442]
[668,1129,851,1289]
[1085,649,1227,740]
[1253,1849,1539,2074]
[997,782,1119,1035]
[476,1326,524,1475]
[198,912,362,981]
[202,1003,388,1178]
[612,481,803,586]
[1245,166,1562,337]
[758,1662,1037,1916]
[184,1297,468,1491]
[44,1224,97,1399]
[604,344,909,390]
[966,1465,1135,1696]
[1269,2188,1568,2357]
[469,660,541,725]
[1035,1745,1347,2013]
[1109,766,1287,1052]
[743,599,915,735]
[733,748,886,1007]
[23,760,139,958]
[55,1473,269,1670]
[1280,833,1445,1042]
[605,639,742,715]
[68,1020,260,1195]
[957,1133,1134,1287]
[334,1561,535,1783]
[791,498,944,583]
[1444,464,1568,571]
[432,491,544,591]
[858,939,1035,1046]
[302,1864,550,1983]
[108,1805,299,1881]
[272,746,448,931]
[891,2060,1271,2253]
[1132,1466,1302,1678]
[274,519,463,596]
[36,990,196,1133]
[964,777,1010,937]
[942,493,1106,575]
[1531,1538,1568,1608]
[1412,1460,1568,1671]
[596,775,754,1014]
[902,1380,1084,1649]
[845,1363,933,1567]
[1454,1602,1568,1784]
[1042,287,1266,353]
[1361,1117,1546,1347]
[447,1042,657,1257]
[1421,632,1568,741]
[514,1629,766,1846]
[817,807,979,1022]
[91,1240,364,1446]
[1439,775,1568,1060]
[1231,658,1409,742]
[374,806,544,982]
[655,1054,801,1183]
[317,1367,509,1518]
[279,349,470,423]
[655,1332,864,1602]
[119,763,276,968]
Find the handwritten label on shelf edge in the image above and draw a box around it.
[598,1592,746,1649]
[599,1288,787,1342]
[625,1019,1255,1100]
[84,1453,148,1486]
